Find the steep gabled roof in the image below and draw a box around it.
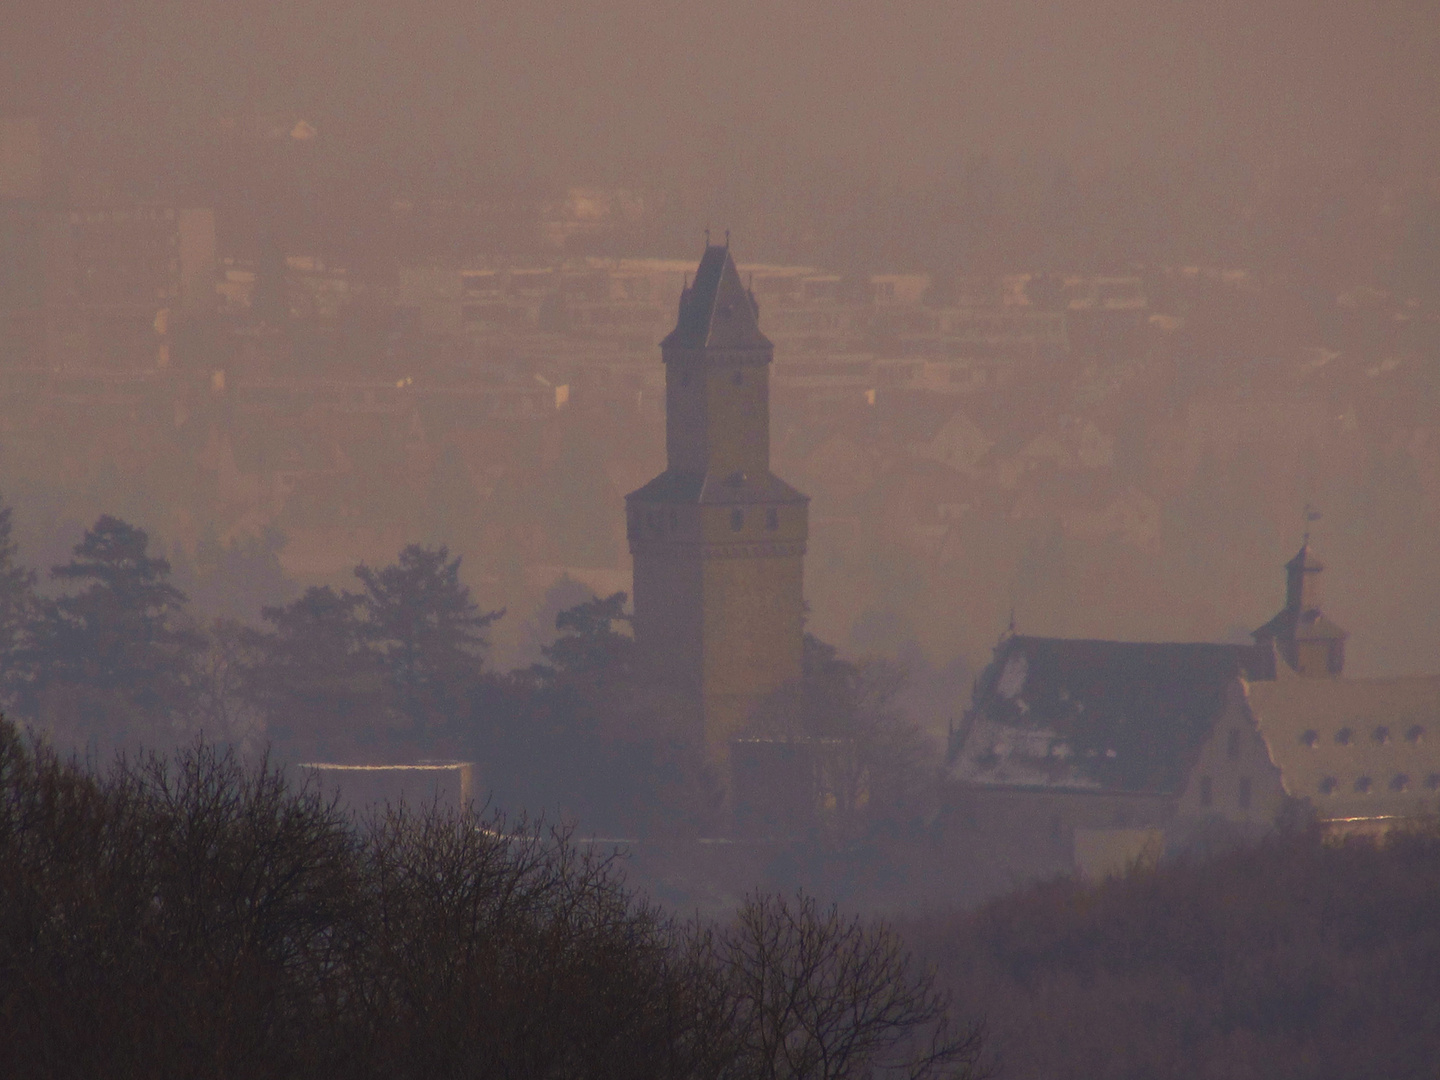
[661,244,772,352]
[951,635,1272,794]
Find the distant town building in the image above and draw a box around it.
[0,196,215,370]
[626,242,810,757]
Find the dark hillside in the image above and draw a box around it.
[913,827,1440,1080]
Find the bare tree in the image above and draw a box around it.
[341,807,726,1080]
[717,892,984,1080]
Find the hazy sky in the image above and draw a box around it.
[5,0,1437,194]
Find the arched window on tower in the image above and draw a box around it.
[730,508,744,532]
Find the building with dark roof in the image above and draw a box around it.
[626,242,810,757]
[947,540,1440,876]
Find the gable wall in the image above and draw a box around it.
[1174,678,1291,827]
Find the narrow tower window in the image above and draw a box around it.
[1226,729,1241,761]
[730,508,744,532]
[1199,775,1213,808]
[766,508,779,531]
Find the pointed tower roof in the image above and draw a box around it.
[1255,539,1348,645]
[661,244,772,351]
[1286,541,1324,577]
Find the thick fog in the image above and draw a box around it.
[1,0,1439,843]
[6,5,1440,1075]
[6,2,1439,256]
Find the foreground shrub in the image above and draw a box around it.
[0,720,982,1080]
[911,825,1440,1080]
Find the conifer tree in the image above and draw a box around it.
[29,515,200,750]
[356,545,502,738]
[247,586,386,756]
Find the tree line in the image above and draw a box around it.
[0,509,501,760]
[907,822,1440,1080]
[0,720,982,1080]
[0,504,936,840]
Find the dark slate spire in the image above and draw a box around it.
[661,244,771,352]
[1254,538,1348,677]
[1285,541,1324,613]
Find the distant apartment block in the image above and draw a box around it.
[0,199,215,370]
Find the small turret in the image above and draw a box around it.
[1254,539,1347,678]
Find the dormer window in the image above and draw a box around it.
[1354,776,1372,794]
[1406,725,1425,744]
[1318,776,1338,795]
[1391,774,1411,792]
[1373,726,1391,744]
[1300,729,1319,747]
[1336,727,1353,746]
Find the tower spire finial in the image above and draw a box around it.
[724,228,730,249]
[1303,503,1322,544]
[704,224,711,247]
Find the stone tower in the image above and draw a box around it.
[1253,540,1348,677]
[626,242,809,755]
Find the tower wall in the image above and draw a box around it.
[631,546,704,697]
[699,361,770,477]
[664,349,772,477]
[700,547,805,751]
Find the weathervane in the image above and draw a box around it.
[1302,503,1322,544]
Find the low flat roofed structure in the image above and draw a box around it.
[301,761,476,816]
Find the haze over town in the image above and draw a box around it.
[2,3,1440,1076]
